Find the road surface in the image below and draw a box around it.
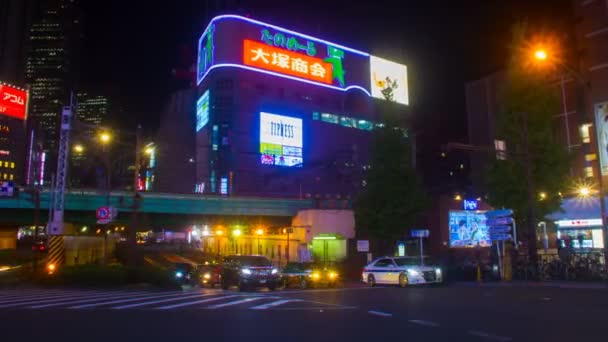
[0,283,605,341]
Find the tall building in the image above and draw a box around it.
[0,0,35,85]
[188,15,410,198]
[75,92,107,126]
[25,0,82,183]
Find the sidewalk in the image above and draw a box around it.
[453,280,608,290]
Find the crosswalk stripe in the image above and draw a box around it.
[31,292,155,309]
[155,295,241,310]
[0,291,142,309]
[205,296,273,309]
[112,293,214,310]
[0,290,70,300]
[68,292,187,309]
[250,299,303,310]
[0,291,111,307]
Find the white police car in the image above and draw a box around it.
[362,257,442,287]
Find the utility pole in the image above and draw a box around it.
[128,125,142,268]
[521,112,538,269]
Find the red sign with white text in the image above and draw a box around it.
[0,84,27,120]
[243,39,333,85]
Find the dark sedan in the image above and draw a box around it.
[219,255,280,291]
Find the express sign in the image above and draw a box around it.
[0,83,27,120]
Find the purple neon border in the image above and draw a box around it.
[199,63,372,96]
[196,14,372,89]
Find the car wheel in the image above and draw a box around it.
[367,274,376,287]
[299,278,308,289]
[398,273,408,288]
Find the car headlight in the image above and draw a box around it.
[241,268,252,275]
[310,272,320,279]
[175,271,183,278]
[407,269,420,276]
[329,272,338,279]
[203,273,211,279]
[435,268,442,275]
[271,268,278,275]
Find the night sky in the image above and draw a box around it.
[78,0,572,166]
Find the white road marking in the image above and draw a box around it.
[0,291,130,308]
[271,306,357,311]
[468,330,513,341]
[0,290,66,299]
[409,319,440,327]
[205,296,272,309]
[68,292,186,309]
[250,299,302,310]
[0,291,102,305]
[31,292,150,309]
[541,297,551,301]
[113,293,214,309]
[155,295,241,310]
[280,286,387,295]
[368,310,393,317]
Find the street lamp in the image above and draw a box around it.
[145,147,155,155]
[73,144,84,153]
[99,132,112,144]
[256,228,264,255]
[534,49,547,61]
[539,192,547,201]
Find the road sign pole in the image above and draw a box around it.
[419,236,423,266]
[513,220,518,250]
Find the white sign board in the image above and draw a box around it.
[357,240,369,252]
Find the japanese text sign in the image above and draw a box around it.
[0,84,27,120]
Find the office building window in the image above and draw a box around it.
[585,153,597,162]
[356,119,374,131]
[580,123,592,143]
[584,166,594,178]
[321,113,339,124]
[340,116,357,128]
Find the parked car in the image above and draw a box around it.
[281,262,340,288]
[362,256,443,287]
[220,255,280,291]
[198,262,221,287]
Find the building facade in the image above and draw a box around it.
[193,15,410,199]
[25,0,82,184]
[0,0,35,85]
[0,81,28,190]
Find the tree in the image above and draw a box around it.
[354,120,427,255]
[484,23,570,262]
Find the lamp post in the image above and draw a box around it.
[232,229,241,254]
[533,47,608,264]
[98,132,112,265]
[216,230,223,257]
[256,229,263,255]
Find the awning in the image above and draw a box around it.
[546,197,608,221]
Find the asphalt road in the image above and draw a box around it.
[0,283,605,341]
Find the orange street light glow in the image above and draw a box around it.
[534,50,547,60]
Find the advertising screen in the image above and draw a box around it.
[196,90,210,131]
[0,83,28,120]
[260,112,303,167]
[448,210,491,248]
[370,56,409,105]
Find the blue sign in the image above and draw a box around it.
[411,229,430,238]
[463,199,478,211]
[490,233,512,241]
[485,209,513,218]
[488,225,512,233]
[487,217,513,226]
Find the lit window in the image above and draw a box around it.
[585,154,597,162]
[9,174,13,180]
[580,124,592,143]
[2,174,6,179]
[10,162,14,169]
[356,119,374,131]
[321,113,339,124]
[585,166,594,178]
[3,162,7,167]
[340,116,357,128]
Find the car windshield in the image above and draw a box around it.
[394,258,421,267]
[231,256,272,267]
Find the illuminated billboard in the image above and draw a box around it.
[197,15,410,105]
[260,112,303,167]
[370,56,409,105]
[196,90,210,131]
[448,210,491,248]
[0,82,28,120]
